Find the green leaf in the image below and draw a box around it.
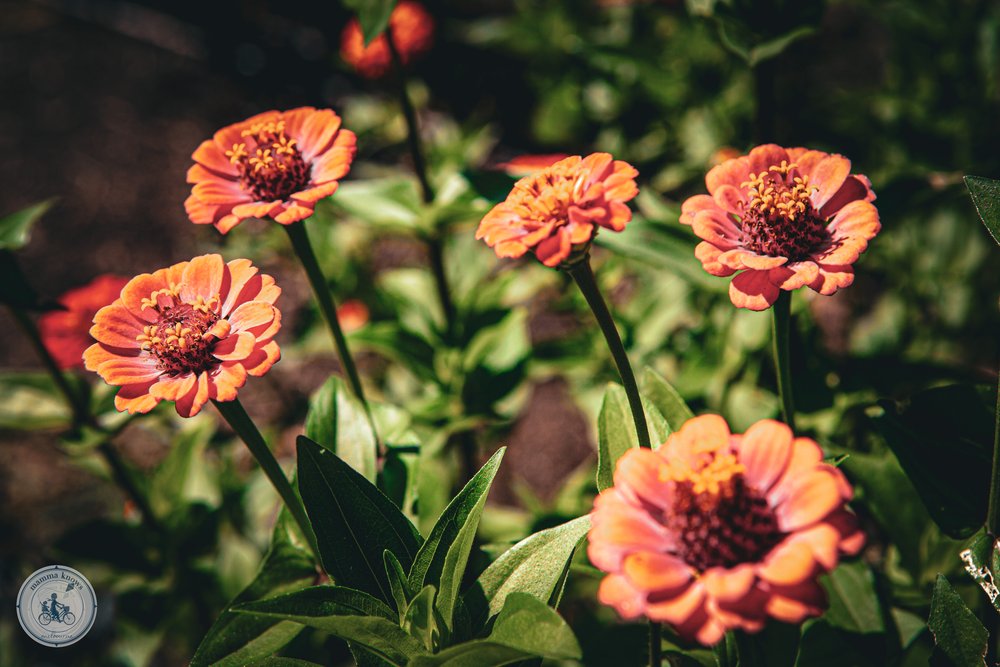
[247,660,324,667]
[928,575,989,667]
[305,376,378,482]
[403,585,442,652]
[235,586,426,666]
[0,199,54,250]
[343,0,399,46]
[408,448,505,629]
[821,561,885,634]
[640,367,695,433]
[871,385,993,539]
[960,532,1000,614]
[191,513,317,667]
[965,175,1000,246]
[385,550,412,615]
[408,593,581,666]
[464,515,590,630]
[332,178,421,230]
[0,371,72,430]
[297,436,422,604]
[596,384,638,491]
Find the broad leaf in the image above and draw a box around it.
[403,585,442,652]
[960,532,1000,613]
[235,586,426,666]
[464,516,590,630]
[928,575,988,667]
[191,513,317,667]
[297,436,422,604]
[0,199,54,250]
[596,384,636,491]
[0,371,72,430]
[872,385,993,538]
[305,376,377,482]
[408,448,505,629]
[821,561,884,635]
[344,0,399,46]
[409,593,581,666]
[965,175,1000,246]
[641,367,695,433]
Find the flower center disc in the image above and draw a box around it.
[225,119,310,201]
[137,293,225,376]
[740,161,828,260]
[511,168,586,225]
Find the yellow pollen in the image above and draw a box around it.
[741,162,816,222]
[658,439,746,500]
[226,143,248,164]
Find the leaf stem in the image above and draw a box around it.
[568,258,650,449]
[213,398,319,556]
[771,290,796,430]
[9,304,162,532]
[283,221,381,452]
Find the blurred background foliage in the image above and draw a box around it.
[0,0,999,665]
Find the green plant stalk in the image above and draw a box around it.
[8,305,162,531]
[568,259,650,449]
[771,290,796,430]
[283,221,380,451]
[213,398,319,557]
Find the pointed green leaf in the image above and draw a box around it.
[385,550,412,615]
[965,175,1000,246]
[191,513,317,667]
[464,516,590,629]
[403,585,442,652]
[305,377,377,482]
[343,0,399,45]
[297,436,422,604]
[960,532,1000,613]
[0,199,54,250]
[235,586,426,666]
[408,448,505,629]
[408,593,581,666]
[596,384,637,491]
[821,561,884,634]
[641,367,695,432]
[247,660,324,667]
[928,575,988,667]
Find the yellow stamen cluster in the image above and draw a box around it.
[660,442,745,499]
[226,116,309,201]
[742,161,813,222]
[135,290,225,375]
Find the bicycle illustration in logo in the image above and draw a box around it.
[38,593,76,626]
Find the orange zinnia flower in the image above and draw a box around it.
[39,274,130,370]
[588,414,863,645]
[494,153,571,177]
[476,153,639,268]
[185,107,356,233]
[680,144,880,310]
[340,1,434,79]
[84,255,281,418]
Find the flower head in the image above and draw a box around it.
[337,299,370,333]
[681,144,879,310]
[185,107,356,233]
[340,1,434,79]
[39,274,130,370]
[476,153,639,268]
[84,255,281,417]
[588,414,863,645]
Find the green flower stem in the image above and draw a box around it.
[213,398,319,557]
[385,26,434,205]
[568,259,650,450]
[771,290,796,431]
[283,221,381,451]
[986,359,1000,537]
[8,305,161,532]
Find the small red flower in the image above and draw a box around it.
[337,299,370,333]
[589,415,864,645]
[680,144,880,310]
[340,1,435,79]
[39,274,130,370]
[84,255,281,418]
[185,107,356,234]
[476,153,639,268]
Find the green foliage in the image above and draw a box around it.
[343,0,398,45]
[305,376,378,482]
[0,199,54,251]
[928,576,989,667]
[965,176,1000,246]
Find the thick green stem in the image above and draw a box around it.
[386,26,434,205]
[771,291,796,431]
[568,259,650,449]
[10,305,161,531]
[987,357,1000,535]
[213,398,319,556]
[284,221,380,449]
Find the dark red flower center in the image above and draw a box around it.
[225,119,311,202]
[666,476,784,570]
[739,161,829,261]
[137,292,227,376]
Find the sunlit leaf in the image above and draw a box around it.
[305,376,377,483]
[821,561,885,635]
[0,199,54,250]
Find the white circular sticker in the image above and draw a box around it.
[16,565,98,647]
